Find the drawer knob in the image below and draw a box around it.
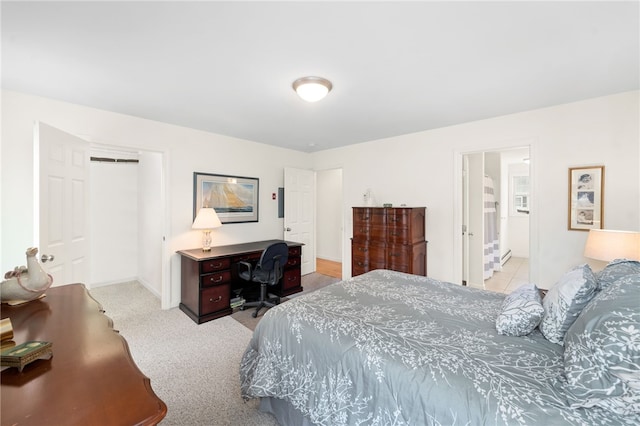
[212,276,223,283]
[209,296,222,303]
[209,262,222,268]
[358,247,368,252]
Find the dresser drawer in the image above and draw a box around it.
[200,284,230,315]
[352,225,386,241]
[386,227,411,244]
[353,208,386,227]
[352,241,386,263]
[387,245,411,273]
[200,257,231,273]
[200,270,231,287]
[351,258,385,276]
[282,268,301,291]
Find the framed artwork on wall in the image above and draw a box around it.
[568,165,604,231]
[193,172,259,224]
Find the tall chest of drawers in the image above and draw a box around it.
[351,207,427,277]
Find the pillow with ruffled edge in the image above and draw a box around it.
[495,283,544,336]
[563,273,640,415]
[595,259,640,291]
[539,264,598,345]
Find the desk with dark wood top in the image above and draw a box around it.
[178,239,303,324]
[1,284,167,426]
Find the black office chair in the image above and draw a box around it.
[238,241,289,318]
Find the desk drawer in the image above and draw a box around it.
[285,257,300,268]
[200,270,231,287]
[200,284,230,315]
[201,258,231,273]
[288,246,301,257]
[232,252,261,264]
[282,268,301,291]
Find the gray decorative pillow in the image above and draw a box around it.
[563,273,640,415]
[539,264,598,345]
[495,283,544,336]
[595,259,640,291]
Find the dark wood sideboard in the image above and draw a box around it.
[352,207,427,277]
[1,284,167,426]
[177,239,303,324]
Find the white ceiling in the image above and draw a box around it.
[2,1,638,153]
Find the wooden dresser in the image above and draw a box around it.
[1,284,167,425]
[351,207,427,277]
[177,240,303,324]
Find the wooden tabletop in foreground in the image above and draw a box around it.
[1,284,167,426]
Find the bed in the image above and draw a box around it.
[240,267,640,425]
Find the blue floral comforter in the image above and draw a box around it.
[240,270,637,425]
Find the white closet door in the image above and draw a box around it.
[38,122,90,286]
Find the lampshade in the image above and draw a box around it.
[583,229,640,262]
[292,76,332,102]
[192,208,222,251]
[192,208,222,230]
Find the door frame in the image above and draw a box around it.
[452,138,539,287]
[37,127,171,309]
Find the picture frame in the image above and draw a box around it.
[193,172,259,224]
[568,166,604,231]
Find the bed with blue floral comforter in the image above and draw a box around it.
[240,269,637,425]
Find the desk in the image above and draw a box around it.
[177,240,303,324]
[1,284,167,426]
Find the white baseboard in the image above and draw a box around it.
[89,277,160,300]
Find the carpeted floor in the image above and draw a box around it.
[231,272,340,331]
[89,272,340,425]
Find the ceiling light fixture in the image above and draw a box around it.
[292,76,332,102]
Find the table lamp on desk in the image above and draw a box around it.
[192,207,222,251]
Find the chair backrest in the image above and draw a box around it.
[257,242,289,284]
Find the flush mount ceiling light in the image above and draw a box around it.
[292,76,332,102]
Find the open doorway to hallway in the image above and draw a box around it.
[316,168,343,279]
[462,146,530,289]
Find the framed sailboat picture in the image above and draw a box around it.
[194,172,259,224]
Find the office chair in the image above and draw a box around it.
[238,241,289,318]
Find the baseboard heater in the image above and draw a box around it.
[501,249,512,267]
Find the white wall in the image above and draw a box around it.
[3,90,638,296]
[89,159,139,285]
[506,160,530,258]
[1,90,311,308]
[138,151,164,297]
[316,168,343,262]
[312,91,640,289]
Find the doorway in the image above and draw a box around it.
[37,122,169,307]
[316,168,343,279]
[461,146,530,290]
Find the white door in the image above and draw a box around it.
[465,152,485,288]
[284,167,315,275]
[38,122,90,286]
[462,156,470,285]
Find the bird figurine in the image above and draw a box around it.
[1,247,53,305]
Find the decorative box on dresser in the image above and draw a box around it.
[351,207,427,277]
[178,240,303,324]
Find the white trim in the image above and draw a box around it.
[453,137,538,287]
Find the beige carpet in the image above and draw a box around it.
[230,272,340,331]
[90,282,278,425]
[89,272,340,425]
